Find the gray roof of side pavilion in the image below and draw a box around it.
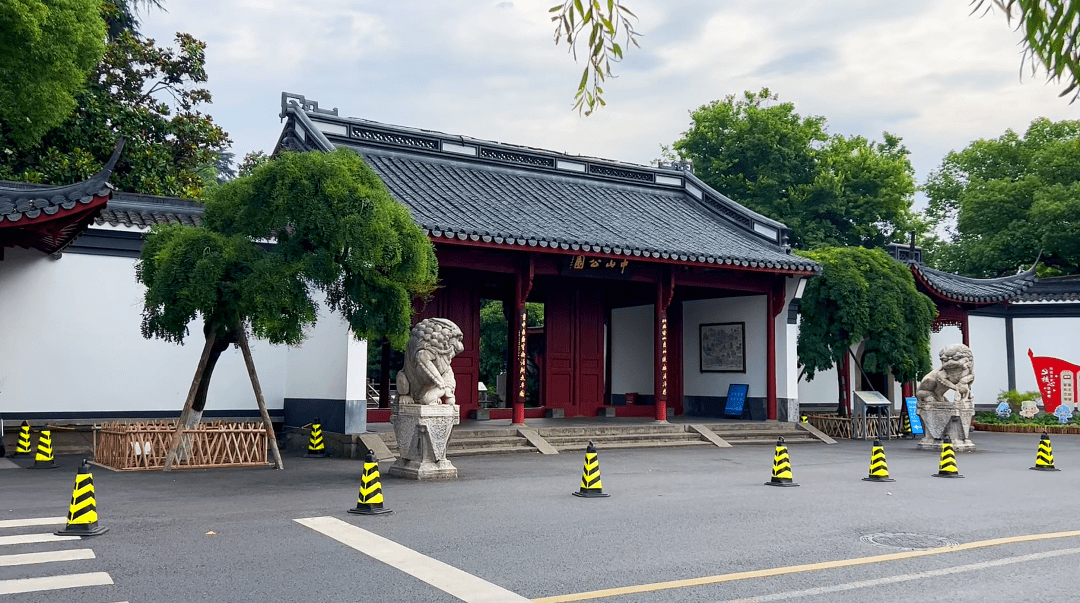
[910,262,1038,304]
[275,93,819,275]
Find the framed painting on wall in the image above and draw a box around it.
[700,322,745,373]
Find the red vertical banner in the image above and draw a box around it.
[1028,349,1080,414]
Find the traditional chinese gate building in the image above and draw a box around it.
[276,94,818,424]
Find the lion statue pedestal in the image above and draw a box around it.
[915,343,977,452]
[388,318,465,481]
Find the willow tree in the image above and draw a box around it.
[137,148,438,467]
[796,246,936,416]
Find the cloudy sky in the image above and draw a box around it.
[140,1,1076,207]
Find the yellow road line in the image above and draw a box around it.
[532,529,1080,602]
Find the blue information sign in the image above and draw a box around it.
[904,397,924,436]
[724,384,749,419]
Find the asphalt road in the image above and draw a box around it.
[2,431,1078,603]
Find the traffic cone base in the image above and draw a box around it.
[765,437,799,487]
[55,461,107,537]
[349,453,392,515]
[573,442,609,497]
[1031,433,1060,471]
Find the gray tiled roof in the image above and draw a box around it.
[911,263,1037,303]
[276,92,818,274]
[0,140,123,224]
[95,192,203,229]
[362,150,812,271]
[1013,275,1080,302]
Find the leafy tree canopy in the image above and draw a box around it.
[670,89,920,250]
[797,246,935,388]
[0,0,107,147]
[138,148,439,350]
[973,0,1080,102]
[924,117,1080,277]
[0,28,229,199]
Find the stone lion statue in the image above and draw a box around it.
[395,318,464,405]
[915,343,976,450]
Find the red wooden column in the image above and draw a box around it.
[511,255,534,425]
[961,312,970,347]
[654,269,674,422]
[766,278,786,421]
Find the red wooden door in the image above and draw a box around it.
[576,282,605,416]
[544,281,606,416]
[544,286,576,414]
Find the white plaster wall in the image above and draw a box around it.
[969,315,1008,403]
[610,305,654,396]
[284,303,350,400]
[776,277,801,401]
[0,246,288,414]
[345,336,369,401]
[1014,314,1080,394]
[682,296,767,398]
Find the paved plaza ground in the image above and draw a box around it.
[2,430,1078,602]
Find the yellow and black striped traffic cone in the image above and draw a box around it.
[765,436,799,487]
[901,411,912,439]
[1031,432,1060,471]
[863,439,895,482]
[572,441,609,498]
[29,430,58,469]
[304,418,326,458]
[15,421,32,456]
[932,436,963,478]
[348,452,392,515]
[55,460,108,537]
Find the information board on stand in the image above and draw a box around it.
[724,384,749,419]
[904,397,924,435]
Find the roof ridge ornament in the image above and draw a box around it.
[280,92,338,119]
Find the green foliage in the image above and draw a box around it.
[0,30,230,199]
[478,300,543,389]
[796,247,936,384]
[0,0,107,147]
[924,118,1080,276]
[972,1,1080,102]
[670,89,919,250]
[549,0,639,116]
[138,148,439,349]
[996,388,1043,414]
[974,409,1076,426]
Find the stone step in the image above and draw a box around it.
[447,437,533,450]
[535,425,688,437]
[447,445,538,457]
[542,433,705,446]
[554,440,713,452]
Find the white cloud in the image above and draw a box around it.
[138,0,1078,207]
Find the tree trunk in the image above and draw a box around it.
[236,326,284,470]
[164,329,219,470]
[836,355,848,418]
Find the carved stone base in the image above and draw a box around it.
[388,402,459,481]
[915,411,977,452]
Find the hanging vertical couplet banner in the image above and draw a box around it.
[1028,350,1080,415]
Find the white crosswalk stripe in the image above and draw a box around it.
[0,515,116,597]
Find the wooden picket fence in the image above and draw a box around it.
[805,414,902,439]
[93,421,269,471]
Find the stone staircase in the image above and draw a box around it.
[375,421,825,458]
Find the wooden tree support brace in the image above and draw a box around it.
[237,327,284,470]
